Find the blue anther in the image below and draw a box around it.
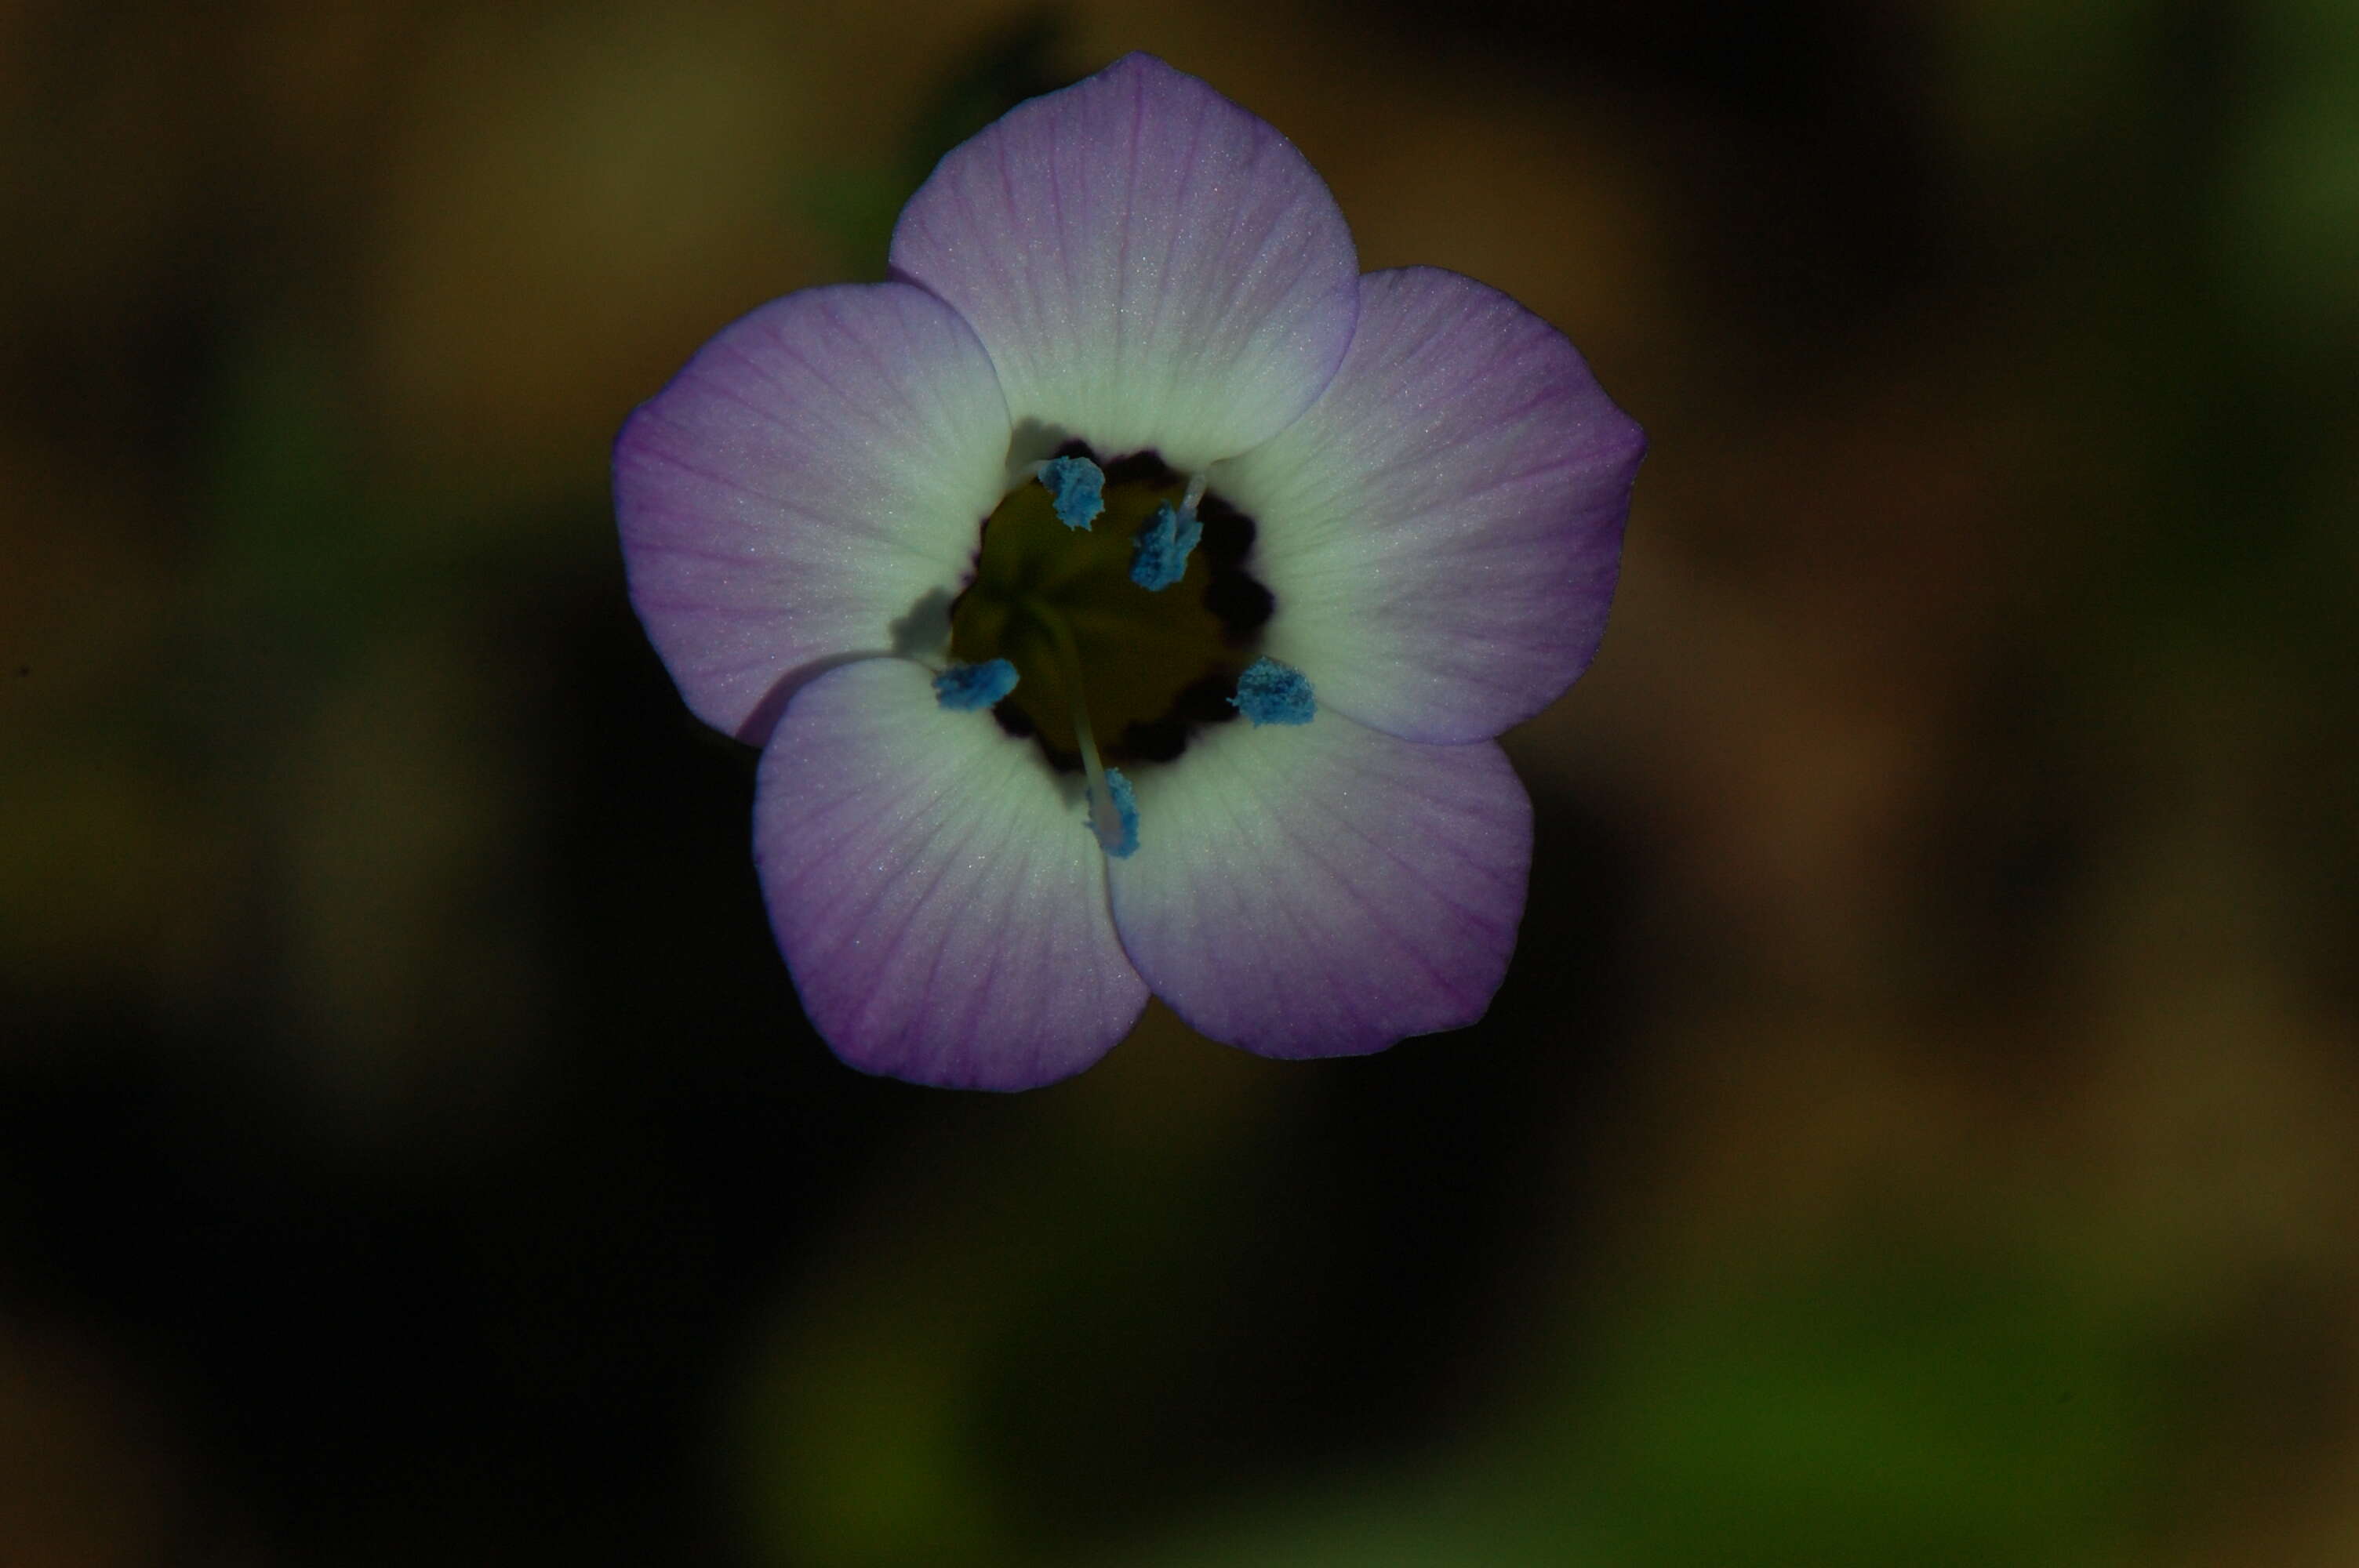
[1092,768,1140,858]
[1039,456,1105,531]
[932,658,1019,711]
[1230,657,1315,725]
[1129,500,1202,591]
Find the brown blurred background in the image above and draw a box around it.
[5,1,2359,1563]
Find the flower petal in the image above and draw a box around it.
[1216,266,1645,745]
[756,658,1147,1089]
[889,53,1359,472]
[615,282,1011,743]
[1105,713,1530,1058]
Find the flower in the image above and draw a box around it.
[612,53,1643,1089]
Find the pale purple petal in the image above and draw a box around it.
[756,659,1147,1089]
[615,282,1011,743]
[1216,267,1644,745]
[889,53,1359,472]
[1105,713,1531,1058]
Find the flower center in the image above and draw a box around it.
[947,447,1273,774]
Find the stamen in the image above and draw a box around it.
[1180,471,1208,517]
[1129,500,1202,591]
[1095,768,1140,858]
[933,658,1019,711]
[1038,455,1106,531]
[1230,656,1315,725]
[1031,605,1140,857]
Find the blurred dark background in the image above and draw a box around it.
[6,1,2359,1563]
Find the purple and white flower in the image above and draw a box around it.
[612,53,1643,1089]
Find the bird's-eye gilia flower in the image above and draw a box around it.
[613,53,1644,1089]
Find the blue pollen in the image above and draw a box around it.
[1230,656,1316,725]
[1092,768,1140,858]
[1039,455,1105,531]
[932,658,1019,711]
[1129,501,1202,591]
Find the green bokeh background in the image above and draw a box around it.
[6,2,2359,1564]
